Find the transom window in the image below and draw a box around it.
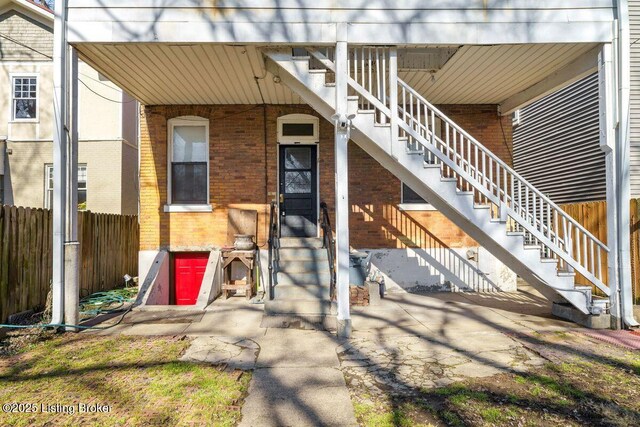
[277,114,319,143]
[12,76,38,120]
[167,116,209,206]
[45,164,87,210]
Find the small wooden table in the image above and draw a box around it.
[221,249,256,300]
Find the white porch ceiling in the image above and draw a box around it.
[76,43,598,106]
[77,44,302,105]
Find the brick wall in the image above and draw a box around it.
[139,104,512,251]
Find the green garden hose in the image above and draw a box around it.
[0,286,138,331]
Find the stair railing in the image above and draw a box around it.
[319,202,337,301]
[306,46,609,296]
[267,201,279,300]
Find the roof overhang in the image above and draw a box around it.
[0,0,52,26]
[74,42,601,109]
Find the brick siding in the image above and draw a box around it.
[139,104,512,251]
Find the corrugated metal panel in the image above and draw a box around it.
[629,1,640,197]
[76,44,302,105]
[513,73,605,204]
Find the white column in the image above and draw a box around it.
[52,0,68,326]
[615,1,639,327]
[333,24,351,338]
[389,48,398,158]
[64,46,80,331]
[599,43,620,328]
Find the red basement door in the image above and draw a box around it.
[173,252,209,305]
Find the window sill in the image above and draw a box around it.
[398,203,437,212]
[10,119,38,124]
[164,204,212,213]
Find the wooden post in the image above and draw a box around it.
[334,24,351,338]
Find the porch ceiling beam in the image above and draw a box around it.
[67,21,614,45]
[499,46,601,115]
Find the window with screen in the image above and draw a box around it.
[168,117,209,205]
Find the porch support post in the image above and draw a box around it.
[64,46,80,331]
[389,47,398,158]
[615,1,639,327]
[333,24,351,338]
[599,43,621,328]
[52,0,68,326]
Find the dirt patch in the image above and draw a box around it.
[348,332,640,426]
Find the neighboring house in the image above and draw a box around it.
[55,1,632,333]
[514,0,640,202]
[513,73,606,204]
[0,0,138,215]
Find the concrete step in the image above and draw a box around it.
[279,237,324,249]
[276,271,331,286]
[265,299,333,315]
[278,248,329,261]
[277,259,330,273]
[274,284,331,299]
[260,314,336,330]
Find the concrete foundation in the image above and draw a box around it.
[365,247,517,293]
[552,302,612,329]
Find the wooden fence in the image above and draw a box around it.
[560,199,640,302]
[0,206,139,323]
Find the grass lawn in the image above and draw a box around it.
[0,330,251,427]
[349,332,640,427]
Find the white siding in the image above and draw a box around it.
[67,0,615,45]
[513,73,605,204]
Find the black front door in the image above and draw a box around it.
[279,145,318,237]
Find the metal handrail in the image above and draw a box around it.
[267,201,278,300]
[319,202,336,301]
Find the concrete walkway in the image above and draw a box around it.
[89,298,358,426]
[239,329,357,427]
[88,283,585,427]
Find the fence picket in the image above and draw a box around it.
[0,206,139,322]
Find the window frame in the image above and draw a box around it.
[10,74,39,122]
[45,163,88,211]
[398,182,436,211]
[164,116,211,212]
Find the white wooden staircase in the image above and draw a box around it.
[264,47,611,317]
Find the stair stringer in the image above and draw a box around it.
[265,53,593,314]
